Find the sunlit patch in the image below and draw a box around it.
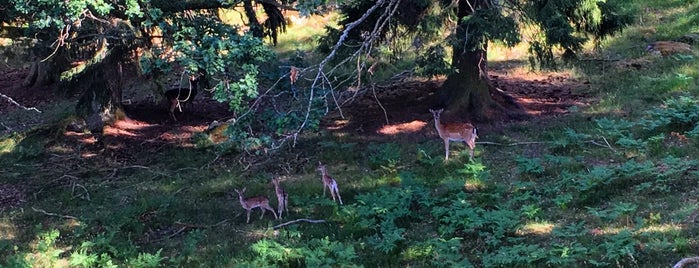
[516,221,555,236]
[112,118,156,130]
[103,127,139,137]
[46,145,74,154]
[0,220,17,240]
[378,120,427,135]
[81,152,98,158]
[62,218,81,229]
[464,178,485,191]
[638,223,683,234]
[327,119,350,130]
[65,131,97,144]
[0,137,19,154]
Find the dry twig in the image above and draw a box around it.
[272,218,326,230]
[1,93,42,113]
[32,207,78,220]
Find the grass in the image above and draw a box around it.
[3,0,699,267]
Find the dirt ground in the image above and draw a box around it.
[0,64,592,146]
[0,63,592,210]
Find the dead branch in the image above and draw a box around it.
[272,218,326,230]
[174,219,231,229]
[1,93,42,113]
[673,257,699,268]
[371,82,389,125]
[475,141,550,146]
[71,183,91,201]
[32,207,79,220]
[294,0,390,146]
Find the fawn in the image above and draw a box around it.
[165,76,200,121]
[317,162,343,205]
[271,177,289,219]
[234,188,278,223]
[429,108,478,161]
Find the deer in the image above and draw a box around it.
[271,177,289,219]
[165,76,200,122]
[234,188,278,223]
[317,162,343,205]
[429,108,478,161]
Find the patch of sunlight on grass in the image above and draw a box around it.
[589,223,683,236]
[464,177,485,192]
[489,41,530,62]
[402,243,433,262]
[0,219,17,240]
[516,221,555,236]
[638,223,684,234]
[0,136,19,154]
[274,12,339,57]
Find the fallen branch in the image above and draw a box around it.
[174,219,230,229]
[145,219,232,244]
[673,257,699,268]
[273,218,326,230]
[475,141,550,146]
[1,93,42,113]
[146,226,188,244]
[32,207,78,220]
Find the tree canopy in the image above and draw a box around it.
[0,0,295,111]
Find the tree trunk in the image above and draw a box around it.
[74,40,127,140]
[23,46,69,89]
[436,0,526,122]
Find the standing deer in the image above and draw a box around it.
[165,76,200,121]
[317,162,343,205]
[271,177,289,219]
[234,188,278,223]
[429,108,478,161]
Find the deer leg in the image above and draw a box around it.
[466,140,475,160]
[169,101,178,121]
[335,187,343,205]
[444,139,450,160]
[246,210,251,223]
[259,207,266,219]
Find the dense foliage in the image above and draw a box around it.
[0,0,295,111]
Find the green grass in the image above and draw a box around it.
[4,0,699,267]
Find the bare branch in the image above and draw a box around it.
[294,0,389,146]
[273,218,327,230]
[673,257,699,268]
[1,93,42,113]
[32,207,78,220]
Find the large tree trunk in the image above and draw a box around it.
[436,0,526,122]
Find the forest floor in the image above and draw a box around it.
[0,63,591,210]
